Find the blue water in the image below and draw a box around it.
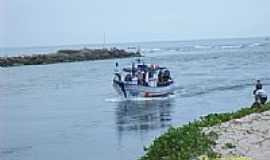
[1,37,270,160]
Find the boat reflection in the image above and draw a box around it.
[115,98,174,134]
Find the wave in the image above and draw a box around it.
[140,48,163,55]
[142,43,251,54]
[142,48,162,53]
[140,41,268,56]
[150,48,161,52]
[0,146,32,155]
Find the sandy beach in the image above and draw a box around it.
[205,110,270,160]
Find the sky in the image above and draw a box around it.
[0,0,270,47]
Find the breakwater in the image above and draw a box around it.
[0,48,141,67]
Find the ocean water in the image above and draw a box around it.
[1,37,270,160]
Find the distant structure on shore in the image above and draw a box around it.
[0,48,141,67]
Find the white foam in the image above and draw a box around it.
[105,94,175,102]
[249,43,263,47]
[220,45,243,49]
[105,97,125,102]
[194,45,212,49]
[150,48,161,52]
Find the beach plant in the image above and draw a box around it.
[223,143,236,149]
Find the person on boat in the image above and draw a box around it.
[137,71,144,85]
[124,74,132,82]
[131,75,138,85]
[157,71,163,86]
[158,71,162,82]
[163,70,171,82]
[144,71,149,86]
[142,71,145,86]
[114,62,120,73]
[131,62,136,77]
[114,62,121,81]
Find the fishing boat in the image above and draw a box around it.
[112,59,175,98]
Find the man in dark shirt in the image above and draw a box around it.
[256,80,262,89]
[253,80,262,95]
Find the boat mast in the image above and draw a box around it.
[103,32,106,49]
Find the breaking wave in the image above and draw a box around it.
[142,42,268,55]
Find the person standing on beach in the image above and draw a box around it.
[253,80,262,95]
[256,80,262,90]
[255,89,268,104]
[253,80,267,104]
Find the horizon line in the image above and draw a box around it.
[1,35,269,49]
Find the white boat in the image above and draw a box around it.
[112,59,175,98]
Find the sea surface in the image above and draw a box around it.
[1,37,270,160]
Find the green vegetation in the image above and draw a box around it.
[140,102,270,160]
[0,48,141,67]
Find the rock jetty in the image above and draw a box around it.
[0,48,141,67]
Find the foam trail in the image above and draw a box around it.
[105,94,175,102]
[220,45,243,49]
[194,45,212,49]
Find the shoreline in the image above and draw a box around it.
[0,48,141,67]
[140,102,270,160]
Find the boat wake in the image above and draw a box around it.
[176,80,270,98]
[105,94,176,102]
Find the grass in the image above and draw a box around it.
[140,102,270,160]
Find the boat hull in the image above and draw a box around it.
[113,80,175,98]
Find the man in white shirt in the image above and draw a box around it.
[255,89,268,104]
